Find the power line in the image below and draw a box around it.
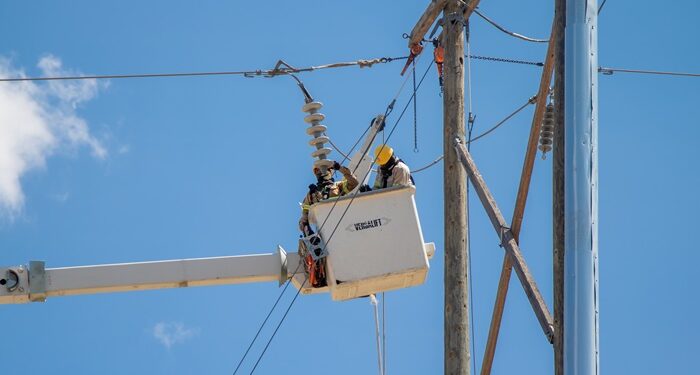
[0,54,545,83]
[412,155,445,173]
[473,9,549,43]
[0,56,407,83]
[411,94,538,175]
[468,95,537,143]
[231,261,303,375]
[248,279,306,374]
[598,0,608,14]
[599,66,700,78]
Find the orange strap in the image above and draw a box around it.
[433,45,444,63]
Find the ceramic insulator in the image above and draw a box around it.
[538,103,555,159]
[302,101,333,172]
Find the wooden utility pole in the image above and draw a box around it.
[443,0,469,373]
[553,0,566,374]
[407,1,480,373]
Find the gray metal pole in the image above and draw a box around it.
[443,0,469,373]
[553,0,566,374]
[564,0,600,374]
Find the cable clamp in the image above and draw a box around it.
[498,225,511,248]
[598,67,614,75]
[357,58,382,68]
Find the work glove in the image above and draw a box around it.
[308,184,318,194]
[333,161,341,170]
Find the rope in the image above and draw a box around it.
[473,9,549,43]
[412,60,419,152]
[370,294,385,375]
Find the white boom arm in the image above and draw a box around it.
[347,114,385,190]
[0,247,301,304]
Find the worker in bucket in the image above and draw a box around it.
[373,144,414,190]
[299,161,358,288]
[298,161,359,235]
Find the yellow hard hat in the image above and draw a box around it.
[374,144,394,166]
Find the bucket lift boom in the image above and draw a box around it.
[0,248,300,304]
[347,114,385,190]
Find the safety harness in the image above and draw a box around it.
[378,157,415,189]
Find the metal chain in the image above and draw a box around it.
[468,54,544,67]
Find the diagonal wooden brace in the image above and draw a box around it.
[480,20,557,375]
[454,139,555,342]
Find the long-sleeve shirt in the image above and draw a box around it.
[299,166,359,232]
[373,160,412,190]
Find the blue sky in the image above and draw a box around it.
[1,1,698,374]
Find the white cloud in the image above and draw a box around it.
[152,322,200,349]
[0,54,106,216]
[51,192,70,203]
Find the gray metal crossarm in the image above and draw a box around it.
[0,248,301,304]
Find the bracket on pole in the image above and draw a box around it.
[28,261,47,302]
[277,246,288,287]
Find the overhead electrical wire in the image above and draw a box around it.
[0,56,407,83]
[410,94,538,175]
[231,260,304,374]
[468,95,537,143]
[248,279,306,374]
[598,0,608,14]
[0,54,546,84]
[412,155,445,173]
[473,9,549,43]
[598,67,700,78]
